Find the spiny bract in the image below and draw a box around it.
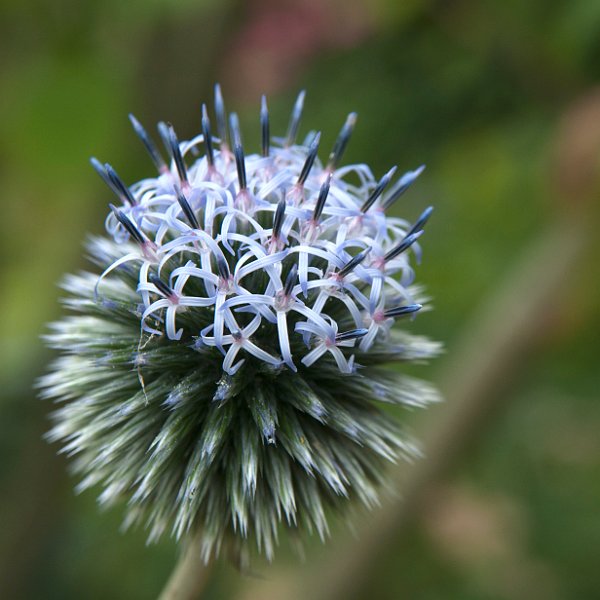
[40,86,441,564]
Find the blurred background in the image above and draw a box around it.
[1,0,599,598]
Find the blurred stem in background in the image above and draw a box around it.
[235,88,599,600]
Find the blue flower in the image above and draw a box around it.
[39,85,441,565]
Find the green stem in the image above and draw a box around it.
[158,534,212,600]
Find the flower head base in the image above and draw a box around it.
[40,86,441,564]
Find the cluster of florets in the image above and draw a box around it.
[40,86,440,564]
[93,88,431,374]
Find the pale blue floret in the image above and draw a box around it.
[295,318,361,374]
[201,313,281,375]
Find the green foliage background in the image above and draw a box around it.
[1,0,599,598]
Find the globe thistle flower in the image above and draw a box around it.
[39,86,441,565]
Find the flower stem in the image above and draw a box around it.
[159,534,212,600]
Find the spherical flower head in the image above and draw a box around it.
[39,86,441,564]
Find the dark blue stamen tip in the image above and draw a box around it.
[335,328,369,343]
[176,191,199,229]
[338,247,371,278]
[201,104,215,166]
[233,144,247,190]
[157,121,171,155]
[327,112,357,170]
[90,157,119,194]
[149,274,173,298]
[283,263,298,296]
[229,113,247,190]
[167,124,188,185]
[297,132,321,185]
[214,84,229,152]
[383,303,422,318]
[216,255,230,280]
[109,204,145,245]
[406,206,434,237]
[272,197,287,239]
[361,167,397,213]
[104,163,137,206]
[261,95,270,158]
[383,165,426,210]
[384,231,423,262]
[129,114,166,172]
[229,112,242,146]
[285,90,306,147]
[313,174,332,222]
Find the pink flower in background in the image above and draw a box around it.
[222,0,375,98]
